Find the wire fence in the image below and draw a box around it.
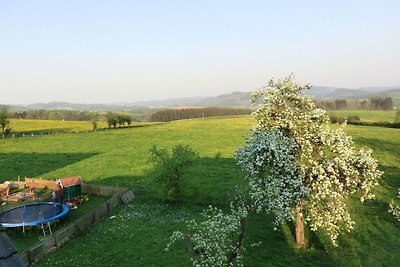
[19,184,134,266]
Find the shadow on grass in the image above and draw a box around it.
[182,157,247,204]
[379,165,400,187]
[355,138,399,157]
[96,157,246,205]
[0,152,99,182]
[83,159,344,266]
[244,212,338,267]
[95,175,154,199]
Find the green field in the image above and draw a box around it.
[330,110,397,122]
[0,116,399,266]
[8,119,155,133]
[8,119,107,133]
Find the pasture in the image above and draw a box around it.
[8,119,154,134]
[330,109,397,122]
[0,115,399,266]
[8,119,107,133]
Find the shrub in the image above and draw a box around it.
[328,112,345,124]
[346,115,361,124]
[148,144,199,202]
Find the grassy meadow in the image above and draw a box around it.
[8,119,155,134]
[0,115,399,266]
[8,119,108,133]
[330,109,397,122]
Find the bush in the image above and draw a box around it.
[395,109,400,123]
[346,115,361,124]
[328,112,345,124]
[148,144,199,202]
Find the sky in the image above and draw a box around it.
[1,0,400,105]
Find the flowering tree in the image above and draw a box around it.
[167,188,249,266]
[236,74,383,247]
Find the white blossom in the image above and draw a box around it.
[389,189,400,221]
[167,189,249,266]
[237,74,383,246]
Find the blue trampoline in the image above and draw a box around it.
[0,202,70,228]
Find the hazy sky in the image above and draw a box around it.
[1,1,399,104]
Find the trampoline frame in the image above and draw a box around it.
[0,202,70,228]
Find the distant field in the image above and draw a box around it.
[0,116,399,266]
[8,119,154,133]
[394,99,400,108]
[330,109,397,122]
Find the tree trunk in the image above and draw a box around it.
[228,216,247,265]
[295,202,306,248]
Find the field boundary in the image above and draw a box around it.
[19,184,134,266]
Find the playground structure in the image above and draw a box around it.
[6,191,36,202]
[0,176,83,235]
[57,176,83,200]
[0,202,70,236]
[0,176,83,204]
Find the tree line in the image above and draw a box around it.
[329,109,400,128]
[8,109,98,121]
[0,108,134,137]
[149,107,252,122]
[317,96,394,110]
[105,112,133,128]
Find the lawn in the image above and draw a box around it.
[0,116,399,266]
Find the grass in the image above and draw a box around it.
[330,109,397,122]
[0,116,399,266]
[8,119,107,133]
[8,119,155,134]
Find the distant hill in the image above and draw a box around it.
[307,86,370,99]
[5,86,400,111]
[0,104,26,112]
[309,86,400,100]
[21,102,129,111]
[371,88,400,98]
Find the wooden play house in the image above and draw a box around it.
[57,176,83,200]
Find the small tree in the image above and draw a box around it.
[236,74,383,247]
[167,188,249,266]
[88,112,99,131]
[395,109,400,123]
[389,189,400,221]
[0,108,10,139]
[149,144,199,202]
[106,112,118,128]
[91,120,98,131]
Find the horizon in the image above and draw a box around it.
[1,1,400,105]
[2,84,399,107]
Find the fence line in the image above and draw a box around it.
[81,183,128,196]
[19,185,134,266]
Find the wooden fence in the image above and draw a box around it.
[81,183,128,196]
[19,185,134,266]
[13,178,59,191]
